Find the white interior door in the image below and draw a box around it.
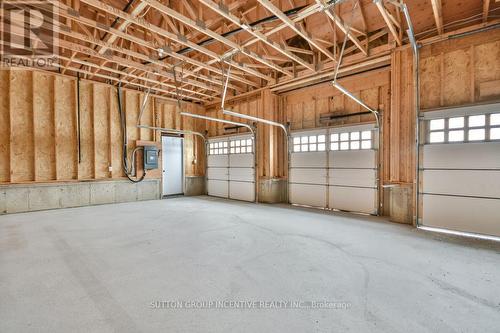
[162,136,184,196]
[421,106,500,238]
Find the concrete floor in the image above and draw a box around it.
[1,196,499,333]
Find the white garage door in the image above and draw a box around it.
[421,104,500,238]
[207,135,255,202]
[289,124,378,215]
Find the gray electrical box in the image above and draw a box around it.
[143,146,159,170]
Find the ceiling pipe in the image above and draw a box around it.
[331,82,380,128]
[180,112,255,135]
[222,110,289,136]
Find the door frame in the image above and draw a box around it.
[161,134,185,197]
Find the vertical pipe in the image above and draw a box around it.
[77,73,82,163]
[414,49,421,226]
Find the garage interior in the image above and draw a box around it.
[1,0,500,331]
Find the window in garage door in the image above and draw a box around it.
[289,124,379,215]
[420,104,500,238]
[207,135,255,202]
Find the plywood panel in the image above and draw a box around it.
[33,72,56,181]
[93,84,110,179]
[0,71,10,182]
[474,40,500,95]
[109,88,123,178]
[420,56,442,109]
[78,81,94,179]
[140,97,154,141]
[0,69,193,185]
[443,49,471,106]
[54,76,77,180]
[9,70,34,182]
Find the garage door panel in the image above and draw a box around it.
[422,194,500,237]
[290,168,327,185]
[207,167,228,181]
[229,154,254,167]
[329,186,376,214]
[208,155,229,167]
[329,150,376,168]
[423,170,500,198]
[290,184,326,207]
[229,168,254,182]
[423,142,500,169]
[291,152,327,168]
[229,182,255,202]
[329,169,376,188]
[207,180,228,198]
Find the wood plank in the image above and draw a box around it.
[109,87,124,178]
[33,72,56,181]
[0,71,10,183]
[9,71,34,182]
[54,76,78,180]
[93,84,110,179]
[78,81,95,179]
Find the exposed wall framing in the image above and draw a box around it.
[0,69,206,185]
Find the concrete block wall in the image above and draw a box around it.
[0,179,160,214]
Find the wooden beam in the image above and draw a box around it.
[139,0,291,78]
[483,0,491,22]
[199,0,315,71]
[319,1,367,55]
[374,0,402,46]
[52,2,251,90]
[96,2,149,55]
[431,0,444,34]
[187,2,324,80]
[257,0,337,62]
[75,0,270,82]
[3,20,209,100]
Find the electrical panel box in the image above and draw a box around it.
[144,146,159,170]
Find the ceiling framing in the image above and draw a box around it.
[2,0,499,104]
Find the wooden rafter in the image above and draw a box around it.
[186,2,325,80]
[321,4,368,56]
[431,0,444,34]
[139,0,292,78]
[374,0,402,46]
[199,0,315,71]
[257,0,337,62]
[483,0,491,22]
[75,0,270,82]
[52,1,250,90]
